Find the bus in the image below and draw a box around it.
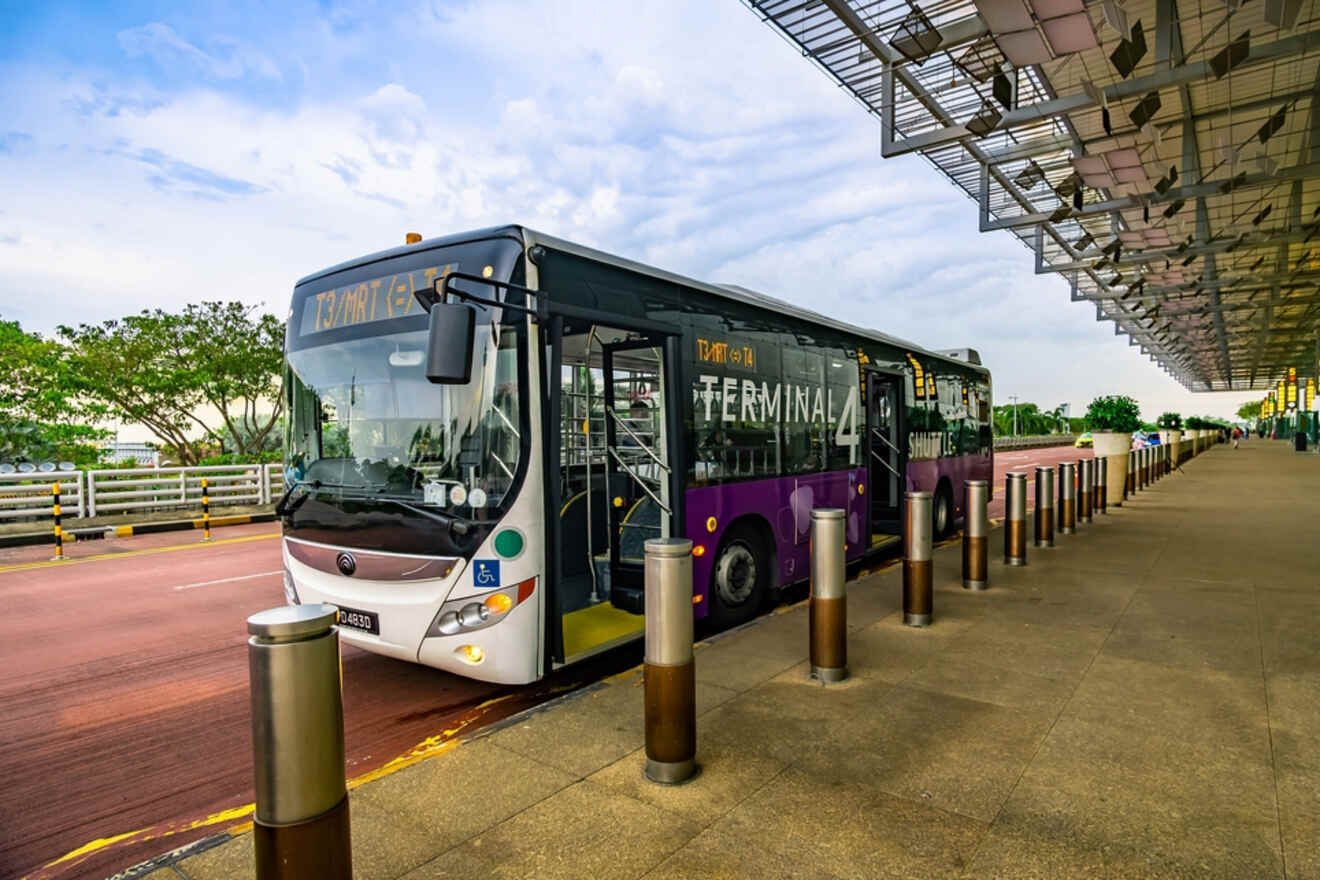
[279,225,993,684]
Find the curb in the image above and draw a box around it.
[0,513,277,549]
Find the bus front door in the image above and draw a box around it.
[545,319,681,665]
[865,370,905,534]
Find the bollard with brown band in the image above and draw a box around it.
[1097,457,1108,514]
[903,491,933,626]
[644,537,697,784]
[963,480,989,589]
[1091,457,1102,512]
[1034,466,1054,548]
[809,509,847,683]
[1004,472,1028,566]
[1143,447,1151,488]
[1059,461,1076,534]
[1078,459,1093,524]
[1126,450,1135,497]
[248,604,352,880]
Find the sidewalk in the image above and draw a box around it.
[151,441,1317,880]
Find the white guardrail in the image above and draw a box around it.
[0,464,283,523]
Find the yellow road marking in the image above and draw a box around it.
[0,532,279,575]
[36,690,527,877]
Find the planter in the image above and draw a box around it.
[1092,431,1130,507]
[1160,429,1182,466]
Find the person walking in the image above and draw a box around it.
[1232,426,1242,449]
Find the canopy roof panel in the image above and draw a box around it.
[745,0,1320,390]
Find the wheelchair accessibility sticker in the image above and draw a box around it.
[472,559,501,588]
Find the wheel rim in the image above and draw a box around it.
[935,493,949,535]
[714,542,758,606]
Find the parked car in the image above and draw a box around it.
[1074,432,1093,448]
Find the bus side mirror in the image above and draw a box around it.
[425,303,477,384]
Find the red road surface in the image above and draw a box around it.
[0,525,634,880]
[987,443,1095,519]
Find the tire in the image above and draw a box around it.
[933,481,954,541]
[706,524,769,629]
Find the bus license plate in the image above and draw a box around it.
[336,606,379,635]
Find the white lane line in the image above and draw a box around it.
[173,570,282,591]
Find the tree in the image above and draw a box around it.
[0,317,107,464]
[58,302,285,465]
[1156,412,1182,429]
[1236,401,1262,421]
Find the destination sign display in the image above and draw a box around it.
[299,264,456,337]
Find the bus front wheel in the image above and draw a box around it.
[707,525,768,629]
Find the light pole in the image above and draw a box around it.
[1008,395,1020,436]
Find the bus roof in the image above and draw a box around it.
[296,224,987,376]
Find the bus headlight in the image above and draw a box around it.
[457,603,490,627]
[425,577,536,638]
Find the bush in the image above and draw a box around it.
[1085,395,1141,433]
[1157,412,1182,429]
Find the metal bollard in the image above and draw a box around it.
[248,604,352,880]
[809,509,847,683]
[50,481,65,561]
[644,537,697,784]
[1004,472,1028,566]
[903,491,933,626]
[1078,459,1093,524]
[201,477,212,542]
[963,481,989,589]
[1125,451,1135,497]
[1140,448,1149,489]
[1059,462,1077,534]
[1034,466,1054,548]
[1091,458,1102,512]
[1097,457,1108,514]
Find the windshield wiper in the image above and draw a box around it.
[276,478,371,516]
[343,493,473,536]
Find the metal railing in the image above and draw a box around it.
[0,463,284,524]
[0,472,86,520]
[993,434,1077,450]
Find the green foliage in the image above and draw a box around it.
[1236,401,1262,421]
[989,401,1071,436]
[0,317,109,464]
[1084,395,1141,433]
[1139,421,1159,432]
[58,302,285,465]
[1156,412,1182,429]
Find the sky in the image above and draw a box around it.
[0,0,1265,432]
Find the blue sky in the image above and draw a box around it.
[0,0,1259,422]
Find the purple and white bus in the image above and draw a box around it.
[279,226,993,683]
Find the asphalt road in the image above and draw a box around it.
[0,525,638,880]
[987,443,1095,519]
[0,442,1089,880]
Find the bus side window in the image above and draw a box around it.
[782,347,825,474]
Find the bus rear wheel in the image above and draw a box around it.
[707,525,768,629]
[933,481,954,541]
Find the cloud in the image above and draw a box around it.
[117,22,281,82]
[113,146,269,198]
[0,131,33,153]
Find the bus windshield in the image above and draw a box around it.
[285,317,523,521]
